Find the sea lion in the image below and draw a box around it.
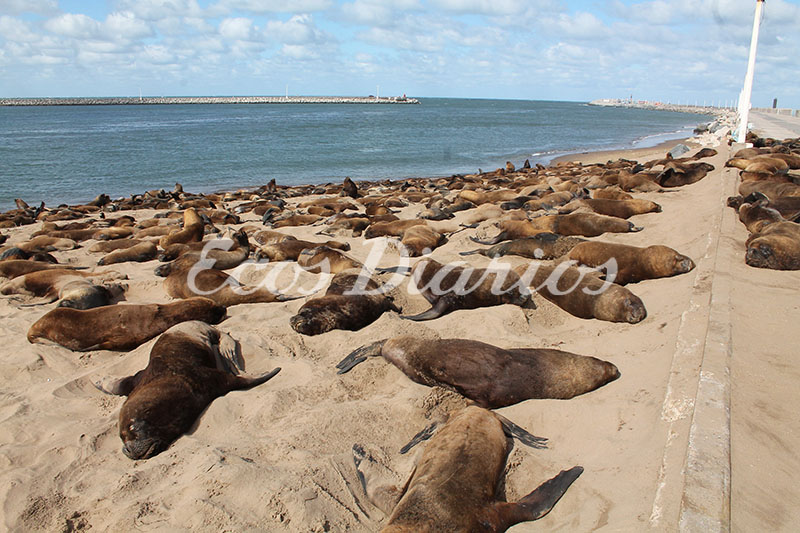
[591,187,633,200]
[364,219,427,239]
[17,235,79,253]
[559,198,662,219]
[338,336,619,405]
[0,269,125,301]
[745,221,800,270]
[54,278,124,310]
[98,241,158,266]
[163,264,296,307]
[28,298,226,351]
[738,180,800,200]
[342,176,360,198]
[733,192,800,221]
[353,406,583,533]
[154,230,251,277]
[403,258,533,321]
[566,241,695,285]
[290,271,400,335]
[271,214,322,228]
[398,225,445,257]
[97,321,280,459]
[158,208,204,249]
[474,213,640,245]
[297,246,365,274]
[89,238,145,253]
[352,406,583,532]
[458,189,518,205]
[0,247,58,263]
[737,198,786,233]
[656,162,715,187]
[255,239,351,262]
[522,263,647,323]
[460,233,584,260]
[250,229,297,246]
[0,260,78,280]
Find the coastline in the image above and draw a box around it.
[0,96,420,106]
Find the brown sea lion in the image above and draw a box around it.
[163,264,296,307]
[342,176,360,198]
[53,278,124,310]
[566,241,695,285]
[364,219,427,239]
[255,239,350,262]
[154,230,251,277]
[615,170,662,192]
[657,162,715,187]
[403,258,533,321]
[271,214,322,228]
[17,235,79,253]
[250,229,297,246]
[97,321,280,459]
[352,406,583,532]
[28,297,226,351]
[158,208,204,249]
[559,198,662,219]
[98,241,158,266]
[458,189,518,205]
[89,238,145,253]
[0,260,79,280]
[290,271,399,335]
[734,192,800,221]
[522,263,647,323]
[93,226,134,240]
[474,213,640,245]
[591,187,633,200]
[398,225,445,257]
[338,336,619,405]
[745,221,800,270]
[739,180,800,200]
[460,233,584,260]
[297,246,365,274]
[737,198,786,233]
[0,269,125,300]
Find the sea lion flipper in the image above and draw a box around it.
[400,297,450,321]
[374,265,411,275]
[230,367,281,390]
[458,249,482,256]
[470,233,502,245]
[494,466,583,528]
[94,370,144,396]
[336,340,386,374]
[496,414,548,449]
[352,444,405,515]
[399,422,438,454]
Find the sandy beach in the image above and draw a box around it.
[2,118,799,533]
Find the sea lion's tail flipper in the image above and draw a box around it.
[460,222,480,229]
[458,249,483,256]
[496,414,548,449]
[399,297,449,321]
[352,444,405,515]
[94,370,145,396]
[275,292,305,302]
[469,232,504,245]
[375,265,411,275]
[336,340,386,374]
[399,422,438,454]
[232,367,281,390]
[495,466,584,528]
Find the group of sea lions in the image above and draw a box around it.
[725,134,800,270]
[0,143,711,530]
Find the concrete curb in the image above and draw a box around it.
[678,150,740,531]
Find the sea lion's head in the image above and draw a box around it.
[745,242,779,269]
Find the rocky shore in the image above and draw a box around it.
[589,98,725,116]
[0,95,420,106]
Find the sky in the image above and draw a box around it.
[0,0,798,107]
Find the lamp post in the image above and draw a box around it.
[736,0,766,143]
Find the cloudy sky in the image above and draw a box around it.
[1,0,798,107]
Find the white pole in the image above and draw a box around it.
[285,84,288,99]
[737,0,765,143]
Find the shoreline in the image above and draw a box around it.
[0,96,420,106]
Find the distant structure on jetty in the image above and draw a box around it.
[0,95,420,106]
[589,98,722,116]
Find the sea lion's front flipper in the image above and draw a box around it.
[399,422,439,454]
[213,331,244,374]
[494,466,583,529]
[458,248,483,256]
[337,340,386,374]
[496,414,548,449]
[470,232,504,245]
[352,444,405,516]
[375,265,411,275]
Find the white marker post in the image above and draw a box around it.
[736,0,765,143]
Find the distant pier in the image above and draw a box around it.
[589,99,722,115]
[0,95,420,106]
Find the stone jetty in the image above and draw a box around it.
[0,95,420,106]
[589,98,722,115]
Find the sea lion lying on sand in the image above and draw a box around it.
[290,271,400,335]
[352,406,583,532]
[460,233,584,260]
[337,336,619,406]
[566,241,695,285]
[745,221,800,270]
[96,321,280,459]
[28,297,226,351]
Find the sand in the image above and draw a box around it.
[1,127,796,532]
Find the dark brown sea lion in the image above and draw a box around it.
[737,198,786,233]
[154,230,251,276]
[657,162,715,187]
[745,221,800,270]
[54,278,124,310]
[559,198,662,219]
[0,269,125,300]
[158,208,204,249]
[522,263,647,323]
[734,192,800,221]
[474,213,640,245]
[290,271,399,335]
[338,336,619,405]
[98,241,158,266]
[97,321,280,459]
[342,176,360,198]
[566,241,695,285]
[0,260,78,280]
[28,297,226,351]
[738,180,800,200]
[352,406,583,532]
[461,233,584,260]
[403,258,533,321]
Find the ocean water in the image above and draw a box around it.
[0,98,710,212]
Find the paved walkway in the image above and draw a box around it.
[748,111,800,139]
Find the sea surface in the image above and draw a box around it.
[0,98,711,211]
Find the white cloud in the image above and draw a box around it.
[218,17,256,40]
[265,14,327,45]
[0,0,58,15]
[210,0,332,14]
[104,12,153,40]
[112,0,205,21]
[430,0,527,16]
[0,15,38,42]
[340,0,421,26]
[44,13,100,39]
